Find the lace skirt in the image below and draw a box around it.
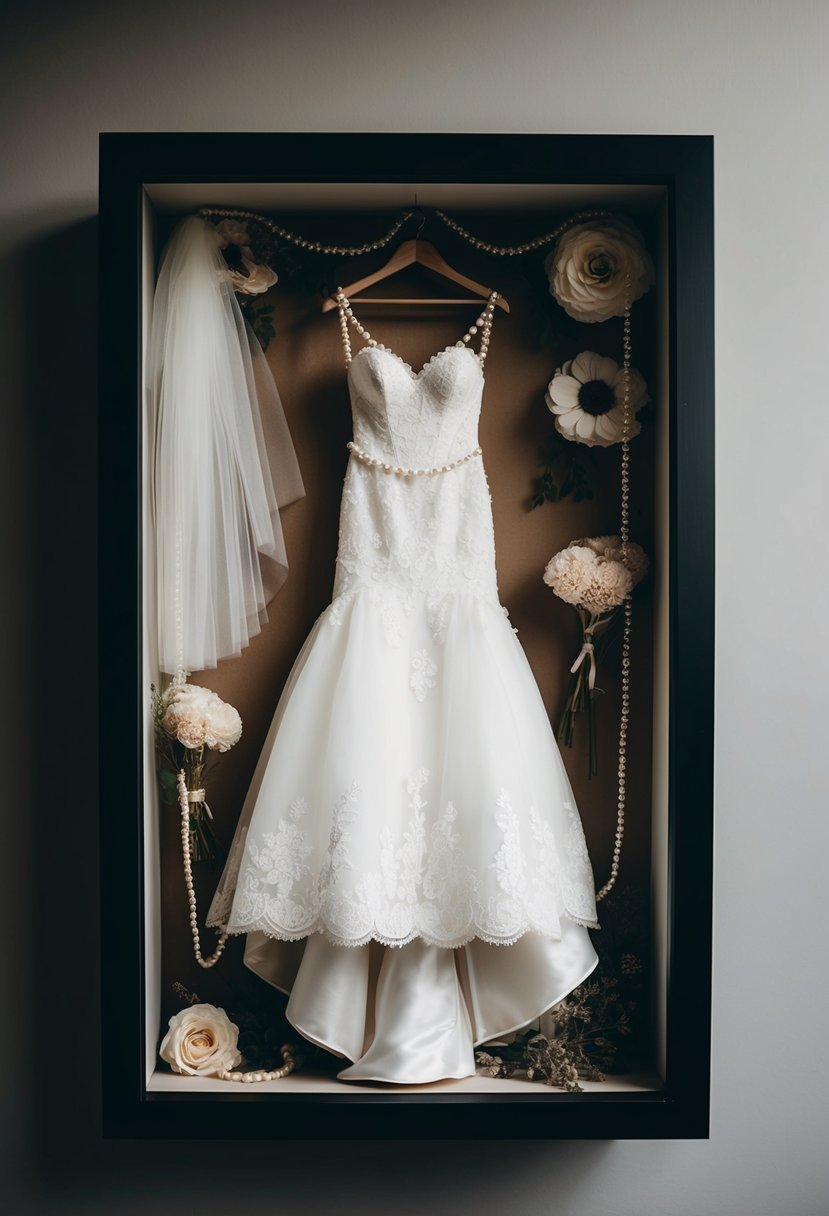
[208,588,598,949]
[206,586,599,1083]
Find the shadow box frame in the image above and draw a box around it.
[98,132,714,1140]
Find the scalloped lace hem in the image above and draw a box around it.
[219,910,598,951]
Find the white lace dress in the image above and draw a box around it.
[207,291,598,1084]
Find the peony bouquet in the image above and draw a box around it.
[151,682,243,860]
[544,537,648,775]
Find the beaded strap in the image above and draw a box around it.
[335,289,498,369]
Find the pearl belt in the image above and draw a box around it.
[347,441,482,477]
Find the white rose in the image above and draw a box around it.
[545,219,654,322]
[204,697,243,752]
[159,1003,242,1077]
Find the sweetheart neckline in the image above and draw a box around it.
[349,341,484,383]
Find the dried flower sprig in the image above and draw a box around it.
[474,973,639,1092]
[475,886,646,1092]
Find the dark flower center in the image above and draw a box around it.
[578,378,616,416]
[587,252,613,283]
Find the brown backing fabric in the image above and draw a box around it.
[157,239,656,1048]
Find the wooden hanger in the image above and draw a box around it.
[321,237,510,313]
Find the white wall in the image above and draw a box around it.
[2,2,827,1213]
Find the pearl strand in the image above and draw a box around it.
[338,295,353,364]
[198,207,414,257]
[219,1044,297,1084]
[347,441,482,477]
[455,294,497,365]
[434,208,615,256]
[177,770,228,968]
[596,286,632,904]
[337,291,380,352]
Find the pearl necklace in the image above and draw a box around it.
[595,286,632,903]
[219,1044,297,1084]
[177,770,228,968]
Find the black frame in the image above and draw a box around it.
[98,132,714,1139]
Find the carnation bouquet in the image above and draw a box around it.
[544,537,648,776]
[151,682,242,861]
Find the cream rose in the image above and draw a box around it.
[545,218,654,322]
[159,1003,242,1077]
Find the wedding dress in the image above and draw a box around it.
[207,290,598,1084]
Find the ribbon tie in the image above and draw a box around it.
[186,786,213,819]
[570,638,597,690]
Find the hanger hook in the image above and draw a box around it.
[412,206,427,240]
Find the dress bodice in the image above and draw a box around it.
[348,344,485,471]
[329,291,502,640]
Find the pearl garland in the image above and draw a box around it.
[433,208,616,256]
[347,440,482,477]
[198,207,414,257]
[197,205,620,263]
[177,769,228,968]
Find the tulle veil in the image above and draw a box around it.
[147,214,304,675]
